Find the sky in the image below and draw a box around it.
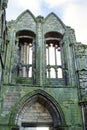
[6,0,87,44]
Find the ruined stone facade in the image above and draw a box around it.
[0,1,87,130]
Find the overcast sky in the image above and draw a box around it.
[6,0,87,44]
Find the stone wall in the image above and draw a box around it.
[44,13,65,34]
[75,43,87,101]
[0,9,85,130]
[0,85,82,130]
[15,10,36,33]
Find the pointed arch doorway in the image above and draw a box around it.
[11,90,65,130]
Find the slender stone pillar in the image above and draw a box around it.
[36,16,44,85]
[81,103,86,130]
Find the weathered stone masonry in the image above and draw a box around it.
[0,1,87,130]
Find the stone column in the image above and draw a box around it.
[21,44,23,64]
[36,16,44,85]
[80,103,86,130]
[63,29,76,87]
[25,42,27,64]
[27,43,29,64]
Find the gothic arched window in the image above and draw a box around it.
[16,30,36,78]
[45,32,63,79]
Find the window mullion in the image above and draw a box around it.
[29,43,32,65]
[25,42,27,64]
[24,43,25,64]
[27,43,29,64]
[28,43,30,65]
[48,67,51,78]
[21,44,23,64]
[54,45,58,78]
[48,44,50,65]
[55,45,57,66]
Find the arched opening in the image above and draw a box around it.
[11,90,65,130]
[45,32,63,79]
[16,30,36,78]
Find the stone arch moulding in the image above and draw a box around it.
[16,29,36,39]
[45,31,63,41]
[10,89,66,129]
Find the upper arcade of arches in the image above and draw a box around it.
[6,9,76,86]
[9,10,66,35]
